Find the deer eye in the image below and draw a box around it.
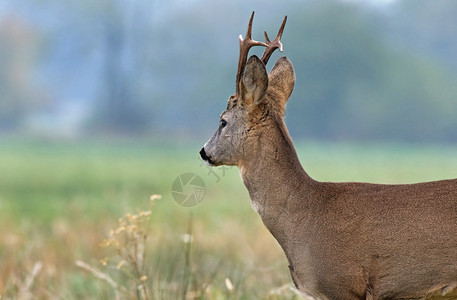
[220,119,227,128]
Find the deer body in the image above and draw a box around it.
[200,12,457,299]
[240,114,457,299]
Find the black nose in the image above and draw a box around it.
[200,147,209,160]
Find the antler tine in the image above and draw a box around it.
[244,11,255,40]
[235,11,268,97]
[261,15,287,65]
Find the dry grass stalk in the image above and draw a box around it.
[17,261,43,300]
[93,195,161,300]
[75,260,118,292]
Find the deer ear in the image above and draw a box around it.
[268,57,295,111]
[241,55,268,106]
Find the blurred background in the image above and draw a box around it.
[2,0,457,299]
[2,0,457,142]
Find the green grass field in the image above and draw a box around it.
[1,138,457,299]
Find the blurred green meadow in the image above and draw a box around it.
[1,138,457,299]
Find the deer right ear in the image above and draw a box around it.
[240,55,268,106]
[268,57,295,110]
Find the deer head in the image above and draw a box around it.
[200,12,294,167]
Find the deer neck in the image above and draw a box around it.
[239,117,314,242]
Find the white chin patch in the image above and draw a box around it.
[202,159,215,167]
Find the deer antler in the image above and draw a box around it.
[261,15,287,65]
[235,11,268,98]
[235,12,288,99]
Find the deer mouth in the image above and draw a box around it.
[200,148,215,166]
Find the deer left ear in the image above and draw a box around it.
[241,55,268,106]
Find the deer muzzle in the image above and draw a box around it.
[200,147,215,166]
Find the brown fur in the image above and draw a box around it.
[201,48,457,300]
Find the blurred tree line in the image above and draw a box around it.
[1,0,457,142]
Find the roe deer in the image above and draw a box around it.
[199,12,457,300]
